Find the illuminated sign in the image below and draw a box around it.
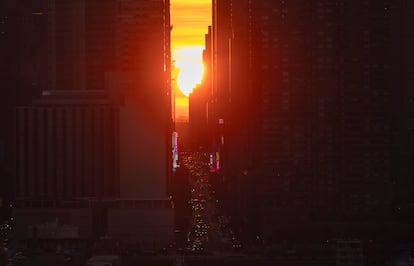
[172,132,179,171]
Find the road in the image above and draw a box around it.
[180,151,242,256]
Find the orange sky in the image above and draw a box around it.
[171,0,211,122]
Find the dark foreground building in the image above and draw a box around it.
[204,0,414,242]
[10,0,174,249]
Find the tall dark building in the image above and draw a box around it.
[46,0,117,92]
[14,0,118,202]
[1,0,49,218]
[189,26,213,150]
[15,92,120,201]
[391,0,414,217]
[12,0,174,248]
[110,0,172,199]
[211,0,414,241]
[253,0,397,234]
[212,0,231,122]
[106,0,174,247]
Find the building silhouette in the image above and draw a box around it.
[207,0,414,242]
[0,0,50,218]
[11,0,173,248]
[15,91,121,201]
[189,26,213,150]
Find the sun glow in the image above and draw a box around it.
[174,46,204,96]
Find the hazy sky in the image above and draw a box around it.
[171,0,211,121]
[171,0,211,51]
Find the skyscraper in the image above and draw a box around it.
[15,0,118,202]
[211,0,414,241]
[390,0,414,217]
[189,26,212,150]
[1,0,49,218]
[13,0,174,248]
[105,0,174,246]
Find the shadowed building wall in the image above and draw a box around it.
[109,0,172,198]
[15,92,119,201]
[12,0,174,247]
[211,0,414,241]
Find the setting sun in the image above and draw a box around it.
[171,0,211,119]
[175,46,204,96]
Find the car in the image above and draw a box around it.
[232,241,242,250]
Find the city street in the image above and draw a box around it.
[180,151,243,256]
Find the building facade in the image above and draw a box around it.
[15,91,120,201]
[12,0,174,247]
[189,26,213,150]
[210,0,414,241]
